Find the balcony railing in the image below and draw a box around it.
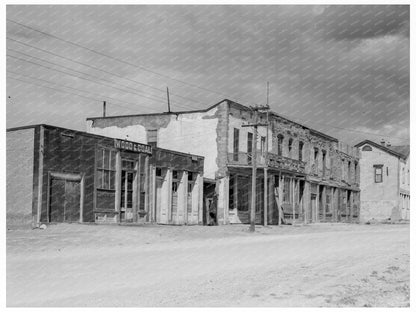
[228,152,306,174]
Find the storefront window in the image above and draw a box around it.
[97,149,117,190]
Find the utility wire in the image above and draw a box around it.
[7,18,230,99]
[7,70,155,113]
[7,48,200,111]
[7,19,409,143]
[7,50,168,103]
[8,53,195,111]
[7,36,210,108]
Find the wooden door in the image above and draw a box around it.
[155,178,163,222]
[50,178,65,222]
[187,182,194,223]
[65,180,80,222]
[49,178,80,222]
[310,194,317,223]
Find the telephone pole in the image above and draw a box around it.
[242,105,269,232]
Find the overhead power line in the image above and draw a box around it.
[7,51,168,103]
[7,70,155,113]
[8,53,196,111]
[6,19,409,143]
[7,18,230,99]
[7,36,210,108]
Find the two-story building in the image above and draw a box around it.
[355,139,410,222]
[87,99,360,225]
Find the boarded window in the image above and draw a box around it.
[233,128,239,161]
[147,129,158,146]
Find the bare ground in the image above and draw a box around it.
[6,222,410,307]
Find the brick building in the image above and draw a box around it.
[6,124,204,228]
[87,99,360,225]
[355,140,410,222]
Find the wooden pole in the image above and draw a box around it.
[241,106,269,232]
[263,83,270,226]
[250,112,258,232]
[167,87,171,113]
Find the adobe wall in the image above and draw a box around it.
[6,128,35,228]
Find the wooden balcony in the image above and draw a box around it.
[228,152,306,174]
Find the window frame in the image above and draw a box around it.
[96,148,117,191]
[374,165,383,183]
[277,134,284,156]
[298,141,304,161]
[233,128,240,161]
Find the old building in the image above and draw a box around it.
[87,99,360,225]
[355,139,410,222]
[6,124,204,228]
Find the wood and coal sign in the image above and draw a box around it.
[114,139,152,155]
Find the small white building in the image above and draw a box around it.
[355,140,410,222]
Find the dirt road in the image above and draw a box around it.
[6,223,409,307]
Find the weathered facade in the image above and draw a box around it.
[6,124,204,228]
[87,99,360,225]
[355,140,410,222]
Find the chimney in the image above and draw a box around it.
[386,141,391,147]
[380,139,386,146]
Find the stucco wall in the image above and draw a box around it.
[6,128,35,228]
[359,144,399,202]
[158,109,219,179]
[358,144,401,222]
[360,200,400,222]
[86,122,148,143]
[87,108,219,180]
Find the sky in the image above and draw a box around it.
[5,4,410,146]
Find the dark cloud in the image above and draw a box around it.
[317,5,409,41]
[6,5,410,145]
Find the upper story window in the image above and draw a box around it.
[314,148,319,164]
[247,132,253,164]
[233,128,239,161]
[374,164,383,183]
[322,150,327,175]
[261,136,266,156]
[288,138,293,157]
[298,141,304,161]
[277,134,284,156]
[348,161,351,180]
[354,162,358,182]
[147,129,158,147]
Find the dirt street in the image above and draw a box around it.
[6,223,410,307]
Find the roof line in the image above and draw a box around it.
[86,99,228,121]
[355,139,408,159]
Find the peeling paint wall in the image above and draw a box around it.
[87,107,220,180]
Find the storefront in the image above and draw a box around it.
[6,124,204,228]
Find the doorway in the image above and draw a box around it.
[49,173,82,223]
[120,159,136,222]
